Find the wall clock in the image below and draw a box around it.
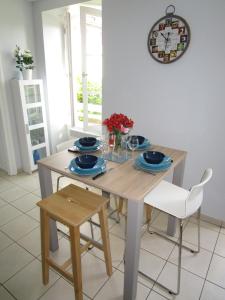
[147,5,191,64]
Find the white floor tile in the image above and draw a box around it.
[183,222,219,252]
[109,216,126,239]
[5,259,59,300]
[168,242,212,278]
[14,176,40,192]
[0,180,14,193]
[118,259,154,289]
[7,172,34,184]
[27,206,40,222]
[0,186,29,202]
[1,214,39,241]
[40,278,90,300]
[94,269,150,300]
[214,232,225,257]
[80,221,101,241]
[0,198,7,208]
[0,243,34,283]
[139,249,166,281]
[153,262,204,299]
[190,217,221,233]
[49,237,71,266]
[0,286,15,300]
[220,226,225,235]
[207,254,225,288]
[1,171,224,300]
[201,280,225,300]
[11,193,40,212]
[81,252,114,298]
[90,233,125,267]
[91,210,116,229]
[0,205,22,227]
[147,290,168,300]
[141,231,175,260]
[0,231,14,252]
[151,213,189,240]
[32,187,41,197]
[151,213,170,232]
[17,227,41,257]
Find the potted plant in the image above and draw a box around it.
[14,45,34,80]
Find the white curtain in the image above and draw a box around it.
[0,53,17,175]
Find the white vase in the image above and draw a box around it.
[22,69,32,80]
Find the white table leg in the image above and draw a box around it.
[38,164,59,251]
[167,158,186,236]
[124,199,144,300]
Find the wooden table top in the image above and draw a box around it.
[38,145,187,202]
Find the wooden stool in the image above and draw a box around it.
[37,184,112,300]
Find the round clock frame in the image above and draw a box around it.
[147,6,191,64]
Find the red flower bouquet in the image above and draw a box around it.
[103,113,134,150]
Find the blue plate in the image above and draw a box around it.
[137,138,151,150]
[74,139,101,151]
[138,153,172,168]
[135,158,171,173]
[69,157,106,176]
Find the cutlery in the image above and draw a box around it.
[68,146,81,153]
[92,167,113,180]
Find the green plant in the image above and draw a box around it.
[76,77,102,105]
[14,45,34,71]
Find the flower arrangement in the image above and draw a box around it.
[14,45,34,71]
[103,113,134,150]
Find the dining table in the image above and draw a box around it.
[38,143,186,300]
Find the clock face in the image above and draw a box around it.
[148,15,190,64]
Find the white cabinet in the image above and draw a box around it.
[11,80,50,174]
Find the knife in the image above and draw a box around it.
[92,167,113,180]
[68,146,80,153]
[92,171,107,180]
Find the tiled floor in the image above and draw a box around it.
[0,170,225,299]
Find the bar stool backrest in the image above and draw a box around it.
[185,168,213,217]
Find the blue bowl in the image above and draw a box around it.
[79,137,97,147]
[75,155,98,169]
[143,151,165,164]
[130,135,145,145]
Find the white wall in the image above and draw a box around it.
[0,0,36,172]
[103,0,225,220]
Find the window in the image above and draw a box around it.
[68,3,102,134]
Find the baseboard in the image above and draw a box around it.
[200,213,222,227]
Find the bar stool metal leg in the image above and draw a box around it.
[138,218,183,295]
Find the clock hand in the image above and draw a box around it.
[160,32,168,40]
[165,32,170,50]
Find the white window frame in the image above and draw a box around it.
[65,6,102,136]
